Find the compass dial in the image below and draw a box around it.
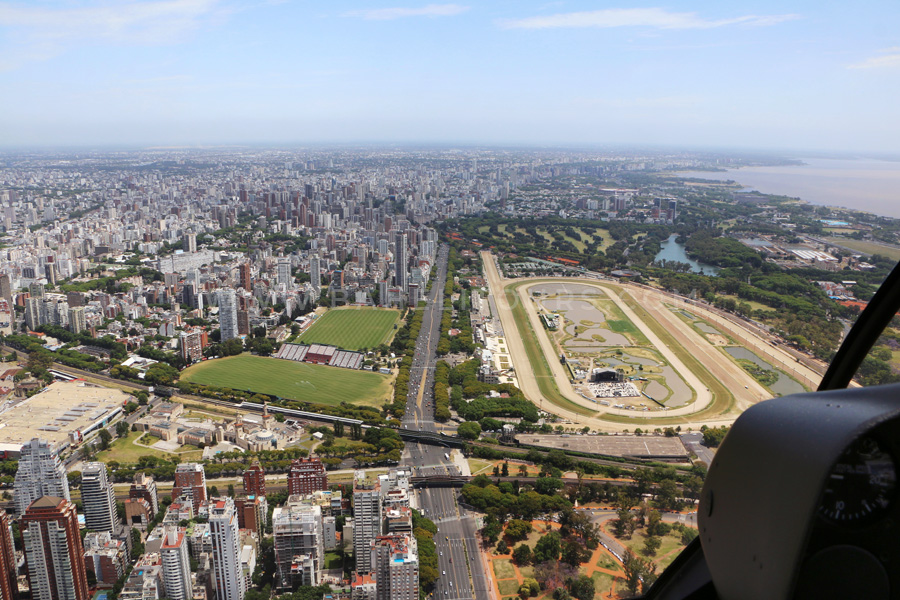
[818,435,897,525]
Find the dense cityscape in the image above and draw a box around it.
[0,145,898,600]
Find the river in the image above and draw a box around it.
[677,157,900,219]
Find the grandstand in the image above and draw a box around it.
[275,343,364,370]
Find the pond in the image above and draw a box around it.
[724,346,806,397]
[654,234,720,276]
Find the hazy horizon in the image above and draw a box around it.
[2,0,899,153]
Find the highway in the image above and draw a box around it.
[401,244,492,600]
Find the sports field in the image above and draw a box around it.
[298,307,400,350]
[180,354,391,407]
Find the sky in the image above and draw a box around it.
[1,0,899,152]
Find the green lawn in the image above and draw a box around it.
[323,551,343,570]
[298,307,400,350]
[493,559,517,580]
[96,431,203,465]
[498,580,520,596]
[180,354,391,407]
[96,430,170,464]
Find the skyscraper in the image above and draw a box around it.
[13,439,70,516]
[353,471,382,572]
[277,259,292,287]
[0,512,17,600]
[172,463,207,513]
[209,498,245,600]
[272,498,324,591]
[0,274,11,305]
[217,289,239,342]
[309,255,321,298]
[394,233,408,295]
[158,526,192,600]
[68,306,86,334]
[371,535,419,600]
[80,462,119,532]
[243,460,266,497]
[239,262,252,291]
[21,496,89,600]
[286,458,327,496]
[183,233,197,253]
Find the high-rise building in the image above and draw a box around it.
[286,458,327,496]
[172,463,207,513]
[239,262,252,291]
[158,526,192,600]
[0,512,18,600]
[25,297,41,330]
[180,330,204,364]
[309,255,321,298]
[68,306,86,334]
[81,462,119,533]
[217,289,239,342]
[272,498,324,591]
[0,274,11,305]
[183,233,197,254]
[209,498,245,600]
[129,472,159,517]
[394,234,408,295]
[243,460,266,497]
[277,259,292,287]
[82,531,126,585]
[371,535,419,600]
[353,471,382,572]
[21,496,89,600]
[13,439,70,516]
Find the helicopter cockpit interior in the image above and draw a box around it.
[643,259,900,599]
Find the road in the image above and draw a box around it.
[401,244,493,600]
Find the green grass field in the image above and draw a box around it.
[180,354,391,407]
[298,307,400,350]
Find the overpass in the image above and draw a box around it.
[399,429,467,448]
[410,474,634,489]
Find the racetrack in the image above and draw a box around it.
[482,250,821,430]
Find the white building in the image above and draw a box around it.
[272,497,324,591]
[13,438,70,516]
[309,255,321,298]
[81,462,120,532]
[217,289,239,342]
[159,526,191,600]
[353,471,382,572]
[371,535,419,600]
[209,498,245,600]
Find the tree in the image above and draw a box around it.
[210,485,219,498]
[643,535,662,556]
[497,540,509,554]
[567,575,595,600]
[131,528,144,560]
[533,531,561,563]
[561,539,591,567]
[501,462,509,477]
[512,544,532,565]
[505,519,533,542]
[98,429,112,451]
[116,421,130,437]
[227,484,235,497]
[518,464,529,477]
[457,421,482,440]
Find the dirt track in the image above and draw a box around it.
[482,251,824,431]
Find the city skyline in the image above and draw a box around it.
[1,1,899,153]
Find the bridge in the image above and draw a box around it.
[399,430,467,448]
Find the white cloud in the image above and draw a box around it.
[345,3,468,21]
[499,8,798,30]
[0,0,226,71]
[849,48,900,70]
